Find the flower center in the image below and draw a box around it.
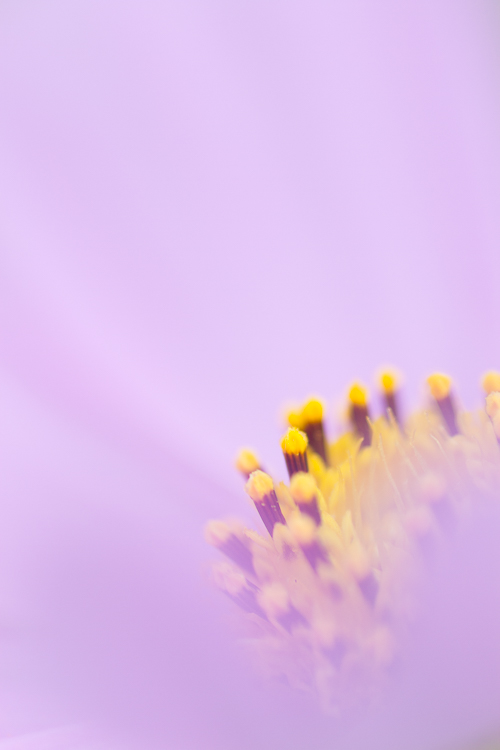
[205,369,500,713]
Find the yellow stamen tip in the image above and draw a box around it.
[245,470,274,502]
[280,427,308,455]
[286,408,304,429]
[482,371,500,395]
[427,373,452,400]
[348,382,368,407]
[235,447,260,475]
[380,370,397,393]
[289,472,317,504]
[302,397,324,423]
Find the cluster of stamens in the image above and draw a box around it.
[205,370,500,713]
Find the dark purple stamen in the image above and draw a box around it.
[254,490,286,536]
[219,534,255,576]
[436,394,458,436]
[384,390,399,425]
[350,404,371,447]
[301,539,327,570]
[283,451,309,479]
[227,581,267,619]
[298,498,321,526]
[304,420,329,465]
[277,605,307,632]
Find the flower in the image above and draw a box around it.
[1,1,500,749]
[206,374,500,720]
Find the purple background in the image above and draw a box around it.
[1,1,500,748]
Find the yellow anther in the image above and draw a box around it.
[281,427,308,455]
[302,398,324,424]
[380,371,397,393]
[235,447,260,475]
[286,409,305,429]
[482,371,500,395]
[245,470,274,502]
[427,373,452,400]
[348,383,368,407]
[290,472,317,504]
[307,452,326,484]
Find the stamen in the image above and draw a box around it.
[302,397,329,464]
[379,369,400,424]
[207,366,500,711]
[482,371,500,395]
[485,392,500,442]
[348,382,371,446]
[245,471,286,536]
[235,448,261,478]
[307,451,326,485]
[204,520,255,576]
[427,373,458,436]
[281,427,309,478]
[257,582,307,632]
[289,472,321,525]
[213,563,266,618]
[285,406,305,430]
[288,513,326,569]
[346,540,379,604]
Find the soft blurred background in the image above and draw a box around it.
[1,1,500,748]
